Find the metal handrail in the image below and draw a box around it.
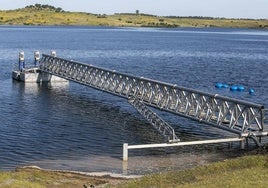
[129,97,179,142]
[39,54,268,143]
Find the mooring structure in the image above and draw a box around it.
[13,52,268,161]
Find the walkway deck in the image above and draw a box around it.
[38,54,268,145]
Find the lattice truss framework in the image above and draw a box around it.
[39,55,267,143]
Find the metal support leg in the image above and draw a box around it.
[123,143,128,161]
[240,139,245,149]
[129,97,179,142]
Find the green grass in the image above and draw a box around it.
[0,154,267,187]
[115,154,268,188]
[0,7,268,28]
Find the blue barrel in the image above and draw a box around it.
[222,84,229,88]
[230,85,238,91]
[237,85,245,91]
[249,89,255,94]
[215,83,223,88]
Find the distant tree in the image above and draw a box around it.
[35,4,42,9]
[24,4,64,12]
[25,5,34,9]
[55,8,63,12]
[136,10,139,15]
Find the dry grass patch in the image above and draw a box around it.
[0,166,117,188]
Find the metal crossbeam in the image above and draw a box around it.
[129,97,179,142]
[39,54,268,143]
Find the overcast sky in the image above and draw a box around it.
[1,0,268,19]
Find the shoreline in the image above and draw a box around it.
[1,24,268,31]
[1,151,266,187]
[1,23,268,30]
[17,165,142,179]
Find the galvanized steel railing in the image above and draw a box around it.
[39,54,268,143]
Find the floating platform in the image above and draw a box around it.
[12,50,67,83]
[12,68,68,83]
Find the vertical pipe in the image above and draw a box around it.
[259,108,264,144]
[34,51,40,67]
[261,108,264,131]
[240,139,245,150]
[123,143,128,161]
[19,51,25,71]
[122,161,128,175]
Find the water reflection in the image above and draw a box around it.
[12,80,69,94]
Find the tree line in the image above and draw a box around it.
[25,4,64,12]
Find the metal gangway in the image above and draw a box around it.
[38,54,268,149]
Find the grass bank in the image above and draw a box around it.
[0,5,268,28]
[117,154,268,188]
[0,153,267,188]
[0,166,124,188]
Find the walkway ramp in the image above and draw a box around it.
[39,54,268,144]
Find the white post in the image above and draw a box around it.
[51,50,56,57]
[123,143,128,161]
[122,161,128,175]
[240,139,245,149]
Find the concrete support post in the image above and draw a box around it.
[123,143,128,161]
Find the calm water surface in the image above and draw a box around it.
[0,26,268,174]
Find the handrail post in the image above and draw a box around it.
[123,143,128,161]
[240,138,245,149]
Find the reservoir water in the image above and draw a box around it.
[0,26,268,175]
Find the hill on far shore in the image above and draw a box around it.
[1,4,268,28]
